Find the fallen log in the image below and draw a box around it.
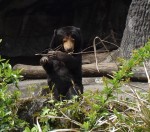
[13,64,46,79]
[82,63,118,77]
[13,63,149,82]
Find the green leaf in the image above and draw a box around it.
[23,127,31,132]
[81,121,90,131]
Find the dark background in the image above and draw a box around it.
[0,0,131,65]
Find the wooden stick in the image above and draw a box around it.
[35,50,109,56]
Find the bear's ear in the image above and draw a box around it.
[53,29,57,36]
[77,27,80,31]
[49,29,57,49]
[76,27,81,34]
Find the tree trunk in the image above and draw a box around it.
[120,0,150,58]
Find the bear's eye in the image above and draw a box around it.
[63,38,67,42]
[71,38,75,42]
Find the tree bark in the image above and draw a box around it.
[13,63,118,79]
[120,0,150,58]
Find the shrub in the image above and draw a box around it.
[24,40,150,131]
[0,56,27,131]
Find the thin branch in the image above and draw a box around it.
[143,62,150,91]
[121,88,149,104]
[36,115,81,127]
[113,100,138,112]
[111,29,117,45]
[93,37,120,70]
[36,117,42,132]
[100,40,120,48]
[58,108,82,126]
[49,129,79,132]
[93,36,100,72]
[130,88,146,105]
[54,45,62,51]
[35,37,117,56]
[128,83,148,92]
[36,50,109,56]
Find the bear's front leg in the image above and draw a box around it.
[40,56,53,74]
[40,56,49,65]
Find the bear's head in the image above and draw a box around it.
[50,26,82,53]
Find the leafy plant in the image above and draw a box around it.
[0,56,27,131]
[25,40,150,131]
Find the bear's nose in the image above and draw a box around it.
[65,48,74,53]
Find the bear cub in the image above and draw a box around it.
[40,26,83,100]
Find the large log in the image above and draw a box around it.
[13,63,149,81]
[82,63,118,77]
[13,64,46,79]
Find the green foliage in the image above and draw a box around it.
[103,40,150,103]
[1,40,149,131]
[0,56,27,131]
[24,40,150,131]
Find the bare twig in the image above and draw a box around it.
[93,36,100,72]
[111,29,117,45]
[143,62,150,91]
[36,115,81,128]
[54,45,62,51]
[35,36,117,56]
[121,88,149,104]
[128,83,148,92]
[93,37,119,67]
[58,108,82,126]
[143,62,150,83]
[35,50,109,56]
[50,129,79,132]
[100,40,120,48]
[130,88,145,105]
[113,100,138,112]
[36,117,42,132]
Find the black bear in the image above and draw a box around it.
[40,26,83,100]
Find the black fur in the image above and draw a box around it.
[40,26,83,100]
